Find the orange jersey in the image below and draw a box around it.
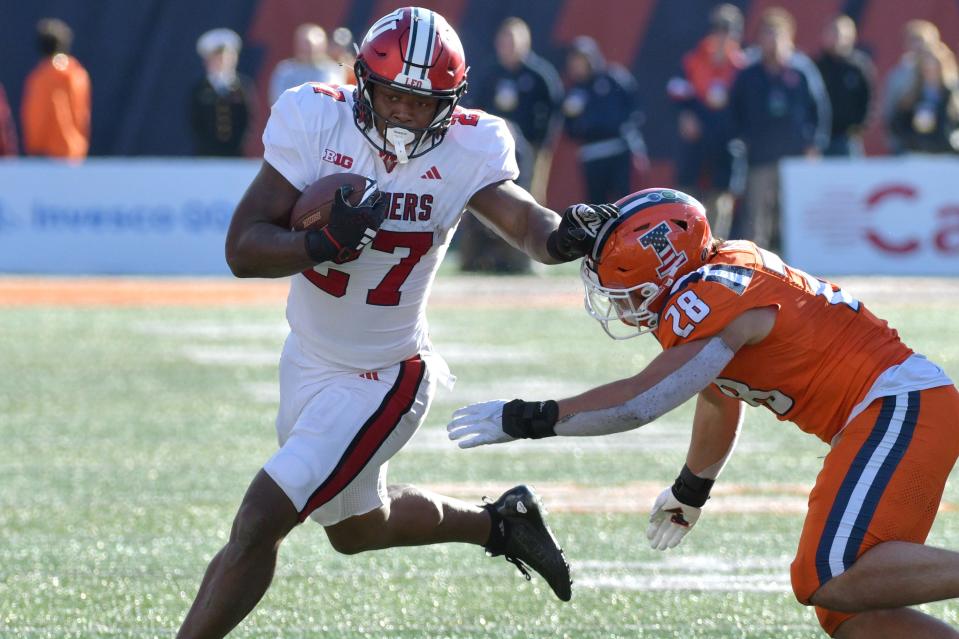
[21,54,91,159]
[681,34,745,107]
[654,241,912,443]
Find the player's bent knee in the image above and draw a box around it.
[791,550,857,612]
[809,576,860,613]
[325,507,391,555]
[326,527,382,555]
[231,501,290,551]
[327,535,371,555]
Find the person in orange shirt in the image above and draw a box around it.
[21,18,91,160]
[449,188,959,638]
[666,4,746,238]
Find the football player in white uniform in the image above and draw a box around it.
[176,7,617,638]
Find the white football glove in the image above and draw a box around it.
[447,400,515,449]
[646,487,702,551]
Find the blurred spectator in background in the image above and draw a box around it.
[563,36,648,204]
[460,17,563,273]
[882,20,941,154]
[666,3,745,238]
[21,18,91,160]
[190,28,254,157]
[815,15,874,157]
[729,7,829,249]
[269,23,345,105]
[0,83,18,156]
[471,17,563,198]
[889,41,959,154]
[329,27,357,85]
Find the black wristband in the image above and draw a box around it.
[546,231,579,262]
[670,464,714,508]
[502,399,559,439]
[305,227,341,264]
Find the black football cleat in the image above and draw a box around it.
[483,484,572,601]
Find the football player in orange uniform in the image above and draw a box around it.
[448,188,959,638]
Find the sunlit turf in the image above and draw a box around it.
[1,273,958,638]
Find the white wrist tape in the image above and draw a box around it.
[556,337,735,436]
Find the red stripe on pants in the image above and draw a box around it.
[298,356,425,521]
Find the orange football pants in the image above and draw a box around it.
[790,385,959,636]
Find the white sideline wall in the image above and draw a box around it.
[0,158,260,275]
[781,156,959,276]
[0,156,957,275]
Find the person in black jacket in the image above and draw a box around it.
[562,36,648,204]
[470,17,563,198]
[460,17,564,272]
[729,8,830,249]
[189,28,255,157]
[815,15,874,157]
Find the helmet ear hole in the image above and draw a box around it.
[673,219,688,230]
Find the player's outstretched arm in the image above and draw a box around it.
[448,307,775,448]
[647,386,743,550]
[448,335,734,448]
[466,180,617,264]
[225,161,319,278]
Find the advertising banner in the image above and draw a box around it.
[0,159,260,275]
[781,156,959,276]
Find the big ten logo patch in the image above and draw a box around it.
[322,149,353,169]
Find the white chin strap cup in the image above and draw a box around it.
[385,127,415,164]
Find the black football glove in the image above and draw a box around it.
[446,398,558,448]
[502,399,559,439]
[305,185,387,264]
[547,202,620,262]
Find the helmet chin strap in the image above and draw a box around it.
[385,127,416,164]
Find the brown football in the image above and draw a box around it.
[290,173,377,231]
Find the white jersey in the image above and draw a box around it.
[263,83,519,371]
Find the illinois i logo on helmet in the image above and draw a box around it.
[638,221,689,281]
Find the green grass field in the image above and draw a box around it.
[2,272,958,638]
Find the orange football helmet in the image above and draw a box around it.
[581,188,713,339]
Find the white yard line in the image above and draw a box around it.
[181,346,279,366]
[576,571,792,593]
[136,320,286,339]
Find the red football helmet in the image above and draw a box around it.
[581,188,713,339]
[353,7,468,162]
